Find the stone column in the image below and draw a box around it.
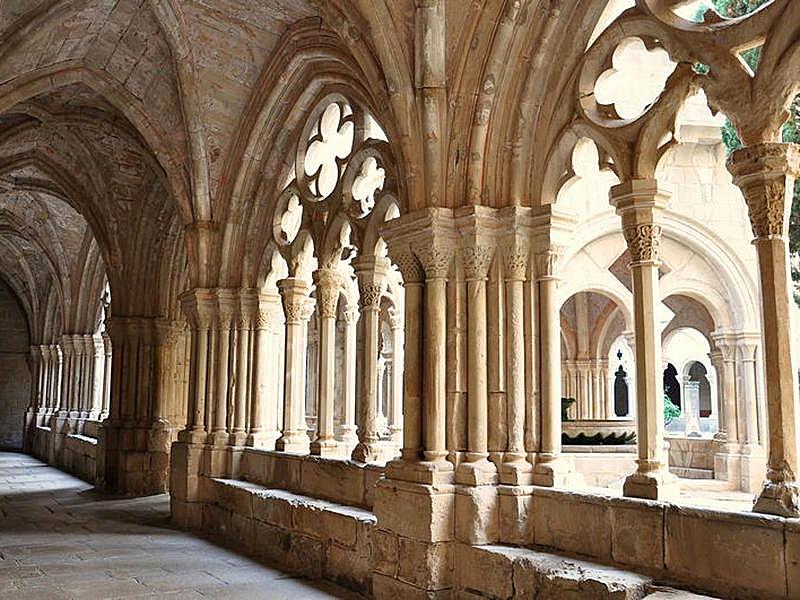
[178,290,215,443]
[683,379,702,437]
[391,252,424,465]
[352,256,389,463]
[101,334,112,419]
[231,294,255,447]
[276,278,312,453]
[89,335,104,420]
[612,179,678,500]
[388,309,404,444]
[499,240,533,484]
[311,269,340,456]
[456,243,497,484]
[59,336,74,418]
[80,335,94,421]
[210,296,235,446]
[709,347,727,439]
[534,248,571,486]
[51,345,62,416]
[248,294,282,448]
[418,243,454,470]
[729,144,800,515]
[336,307,359,448]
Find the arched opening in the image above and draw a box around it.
[613,352,630,418]
[664,363,681,410]
[688,361,712,418]
[0,277,31,450]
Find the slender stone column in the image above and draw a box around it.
[418,244,454,469]
[352,256,389,463]
[276,278,312,453]
[456,243,497,485]
[89,335,104,420]
[51,345,62,415]
[392,251,424,464]
[79,336,93,420]
[500,240,533,484]
[59,336,74,418]
[336,307,359,448]
[612,179,678,500]
[709,348,726,438]
[388,308,404,444]
[534,248,571,486]
[311,269,340,456]
[736,337,761,447]
[209,299,233,445]
[178,291,214,443]
[101,334,112,419]
[35,347,46,415]
[729,143,800,515]
[231,295,255,446]
[247,295,282,448]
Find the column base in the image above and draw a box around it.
[178,428,208,444]
[352,440,398,464]
[454,456,498,486]
[246,430,278,449]
[208,430,230,446]
[740,444,767,494]
[310,438,339,457]
[385,457,455,485]
[499,454,533,485]
[275,431,310,454]
[532,455,576,487]
[623,468,680,501]
[753,479,800,517]
[228,431,247,447]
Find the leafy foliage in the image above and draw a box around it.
[664,395,681,425]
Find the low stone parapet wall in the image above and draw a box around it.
[496,486,790,599]
[61,433,97,482]
[239,448,384,509]
[27,421,99,485]
[201,477,375,594]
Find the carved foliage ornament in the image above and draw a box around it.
[623,224,662,263]
[743,180,787,239]
[462,244,494,280]
[392,251,424,283]
[358,282,384,310]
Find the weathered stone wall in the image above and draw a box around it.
[0,279,30,449]
[194,476,375,595]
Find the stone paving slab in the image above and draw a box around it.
[0,452,358,599]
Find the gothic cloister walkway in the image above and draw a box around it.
[0,453,355,600]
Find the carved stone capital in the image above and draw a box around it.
[503,239,529,281]
[278,278,311,325]
[358,281,384,310]
[313,269,341,319]
[461,244,494,281]
[392,250,425,284]
[417,244,454,280]
[535,248,560,279]
[623,223,663,264]
[728,144,799,239]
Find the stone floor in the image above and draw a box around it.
[0,452,358,599]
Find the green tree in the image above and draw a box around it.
[695,0,800,302]
[664,395,681,425]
